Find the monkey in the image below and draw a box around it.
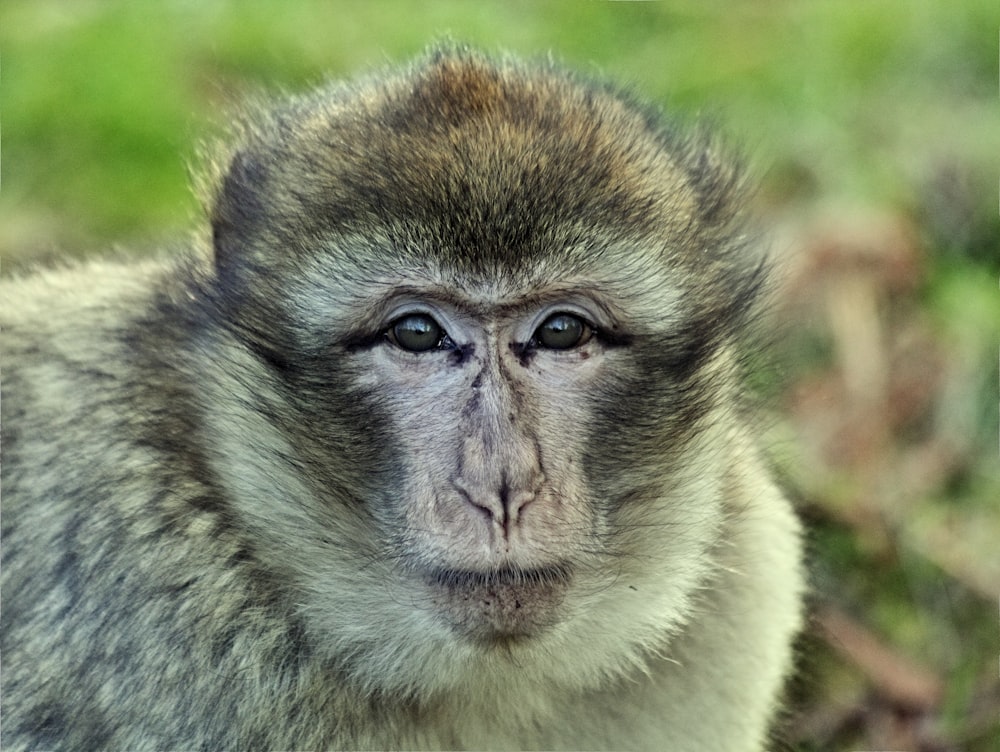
[0,45,803,751]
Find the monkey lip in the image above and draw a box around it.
[425,564,573,642]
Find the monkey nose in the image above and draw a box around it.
[451,473,543,530]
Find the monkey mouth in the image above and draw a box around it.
[425,564,573,643]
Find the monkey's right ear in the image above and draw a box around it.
[210,150,269,268]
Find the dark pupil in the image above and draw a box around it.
[393,314,442,352]
[537,313,584,350]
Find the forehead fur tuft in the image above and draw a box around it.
[206,44,755,306]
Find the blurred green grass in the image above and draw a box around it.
[2,1,997,749]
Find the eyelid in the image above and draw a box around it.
[525,304,596,338]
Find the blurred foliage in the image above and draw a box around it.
[2,1,997,750]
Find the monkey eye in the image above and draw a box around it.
[534,313,593,350]
[387,313,447,352]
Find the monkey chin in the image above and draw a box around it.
[424,564,573,646]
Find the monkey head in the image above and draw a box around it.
[200,46,764,699]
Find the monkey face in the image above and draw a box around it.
[204,47,763,686]
[349,284,630,640]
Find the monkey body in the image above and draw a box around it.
[1,47,802,751]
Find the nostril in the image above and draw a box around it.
[451,475,494,520]
[500,472,543,523]
[498,473,511,517]
[451,472,544,527]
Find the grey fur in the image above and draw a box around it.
[1,46,803,751]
